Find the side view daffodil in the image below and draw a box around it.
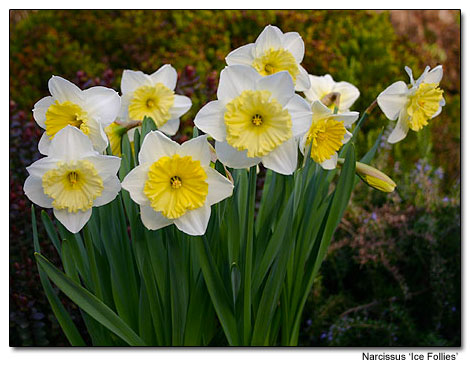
[225,25,311,92]
[194,65,312,175]
[300,100,359,170]
[121,131,234,236]
[24,126,121,233]
[118,64,192,136]
[377,65,445,144]
[303,74,360,113]
[33,75,121,155]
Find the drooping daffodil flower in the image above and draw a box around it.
[121,131,234,236]
[300,100,359,170]
[303,74,360,113]
[118,64,192,136]
[24,126,121,233]
[33,76,121,155]
[225,25,311,92]
[377,65,445,144]
[194,65,312,175]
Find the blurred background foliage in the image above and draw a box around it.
[10,10,460,346]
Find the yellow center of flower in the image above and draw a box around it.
[45,101,90,139]
[42,160,103,213]
[128,84,175,127]
[252,48,299,81]
[306,117,346,163]
[406,82,443,131]
[143,154,208,219]
[224,90,292,158]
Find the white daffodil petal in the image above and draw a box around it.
[174,204,211,236]
[225,43,255,66]
[194,100,227,142]
[320,153,338,170]
[332,111,359,128]
[84,155,121,180]
[333,82,360,111]
[24,176,53,208]
[48,126,96,161]
[118,94,132,123]
[405,66,415,85]
[423,65,443,84]
[254,25,283,56]
[140,206,173,231]
[387,110,410,144]
[343,130,353,144]
[217,65,260,104]
[255,71,295,106]
[261,138,298,175]
[48,76,83,105]
[33,96,55,129]
[54,208,92,234]
[169,95,192,119]
[26,157,60,178]
[180,135,211,166]
[294,65,311,92]
[93,176,121,207]
[282,32,304,63]
[38,132,52,156]
[215,140,261,169]
[415,66,431,85]
[85,119,109,153]
[311,100,334,120]
[204,168,234,206]
[121,163,152,206]
[83,86,121,127]
[158,118,180,136]
[377,81,409,120]
[138,130,179,164]
[304,74,334,102]
[149,64,177,90]
[121,70,151,95]
[285,94,313,137]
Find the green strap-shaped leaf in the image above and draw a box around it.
[34,252,147,346]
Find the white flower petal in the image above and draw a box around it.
[423,65,443,84]
[158,118,180,136]
[85,119,109,153]
[294,65,311,92]
[261,138,298,175]
[415,65,431,85]
[320,153,338,170]
[93,176,121,207]
[204,167,234,206]
[225,43,255,66]
[24,176,53,208]
[83,86,121,127]
[332,111,359,128]
[174,204,211,236]
[140,206,173,231]
[255,71,295,106]
[215,140,261,169]
[169,95,192,119]
[342,130,353,144]
[282,32,304,63]
[285,94,312,137]
[84,154,121,180]
[194,100,226,142]
[149,64,177,90]
[121,70,151,95]
[121,163,152,206]
[387,110,410,144]
[138,130,179,164]
[333,81,360,111]
[179,135,211,166]
[254,25,283,57]
[118,93,132,123]
[311,100,333,120]
[217,65,261,104]
[377,81,409,120]
[48,76,83,104]
[33,96,54,129]
[54,208,92,234]
[48,125,96,161]
[38,132,52,156]
[405,66,415,85]
[26,156,60,178]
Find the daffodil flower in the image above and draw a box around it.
[225,25,311,92]
[303,74,360,113]
[377,65,445,144]
[33,76,121,155]
[194,65,312,175]
[121,131,234,236]
[118,65,192,136]
[300,100,358,170]
[24,126,121,233]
